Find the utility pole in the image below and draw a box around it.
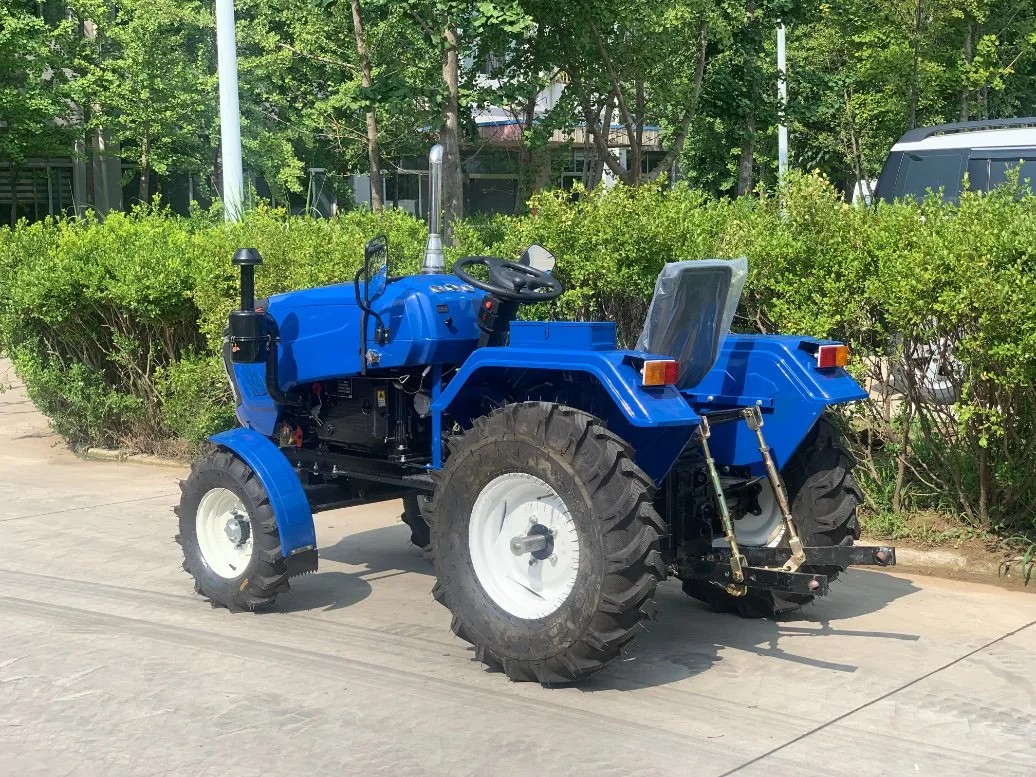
[215,0,244,222]
[777,23,788,180]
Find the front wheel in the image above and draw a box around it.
[426,403,665,684]
[176,449,290,610]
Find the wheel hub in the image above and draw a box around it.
[469,473,579,620]
[509,523,555,560]
[713,477,785,548]
[195,488,254,579]
[224,513,250,546]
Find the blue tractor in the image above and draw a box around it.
[176,146,895,684]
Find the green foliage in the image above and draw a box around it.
[6,0,1036,210]
[68,0,215,203]
[0,203,428,449]
[2,180,1036,536]
[0,2,78,221]
[155,354,236,447]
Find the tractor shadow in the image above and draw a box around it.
[284,522,922,691]
[274,570,374,613]
[582,569,921,691]
[276,520,427,613]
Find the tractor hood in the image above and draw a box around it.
[262,273,484,384]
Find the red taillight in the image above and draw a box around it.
[816,344,849,369]
[643,359,679,386]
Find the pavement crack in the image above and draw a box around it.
[0,493,180,523]
[717,617,1036,777]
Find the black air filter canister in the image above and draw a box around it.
[228,247,267,363]
[228,309,267,363]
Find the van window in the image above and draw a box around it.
[965,158,989,192]
[897,151,965,202]
[987,158,1036,192]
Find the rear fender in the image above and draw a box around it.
[210,427,317,559]
[431,348,700,484]
[683,335,867,471]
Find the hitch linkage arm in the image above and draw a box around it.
[677,545,897,598]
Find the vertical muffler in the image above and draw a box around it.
[422,143,445,274]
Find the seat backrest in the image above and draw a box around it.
[636,259,747,389]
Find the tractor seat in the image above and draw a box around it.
[636,258,748,389]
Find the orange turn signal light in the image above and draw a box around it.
[643,359,679,386]
[816,344,849,369]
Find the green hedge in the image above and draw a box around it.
[2,174,1035,534]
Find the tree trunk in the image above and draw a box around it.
[514,93,538,212]
[645,20,708,183]
[9,165,18,227]
[977,439,990,528]
[892,398,913,514]
[210,144,222,205]
[960,21,971,121]
[139,130,151,205]
[441,25,463,242]
[350,0,383,212]
[737,113,755,196]
[736,1,756,196]
[909,0,923,129]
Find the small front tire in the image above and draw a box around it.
[176,449,290,611]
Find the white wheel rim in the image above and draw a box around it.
[468,473,580,620]
[713,478,785,548]
[196,488,254,579]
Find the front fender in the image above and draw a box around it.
[210,427,317,559]
[432,347,700,483]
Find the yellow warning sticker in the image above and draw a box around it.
[376,389,387,408]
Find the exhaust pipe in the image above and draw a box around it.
[422,144,445,274]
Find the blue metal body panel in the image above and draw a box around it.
[265,273,482,381]
[509,321,618,350]
[210,427,316,557]
[230,362,279,435]
[431,338,701,482]
[234,273,484,434]
[227,269,867,491]
[683,335,867,472]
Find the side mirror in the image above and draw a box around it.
[365,234,387,267]
[519,244,556,273]
[363,234,389,299]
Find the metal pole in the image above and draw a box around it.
[777,23,789,180]
[422,144,445,274]
[216,0,244,222]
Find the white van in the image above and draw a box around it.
[875,118,1036,202]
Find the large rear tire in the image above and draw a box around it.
[176,449,290,611]
[683,416,862,617]
[426,402,665,684]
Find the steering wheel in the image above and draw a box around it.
[453,256,564,302]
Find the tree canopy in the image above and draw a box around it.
[1,0,1034,210]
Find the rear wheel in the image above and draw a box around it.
[682,416,862,617]
[426,402,664,684]
[176,449,290,610]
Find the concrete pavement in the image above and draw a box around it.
[1,358,1035,777]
